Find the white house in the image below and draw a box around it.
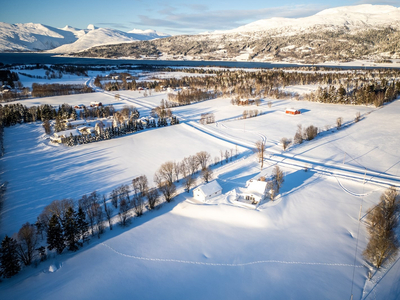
[50,129,79,143]
[243,180,268,204]
[193,180,222,202]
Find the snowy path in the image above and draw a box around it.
[101,242,364,268]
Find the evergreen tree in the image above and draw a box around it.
[76,206,89,246]
[47,214,65,254]
[62,207,79,252]
[0,235,20,278]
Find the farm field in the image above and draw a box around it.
[1,68,400,300]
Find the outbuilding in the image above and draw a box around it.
[285,108,301,115]
[193,180,222,202]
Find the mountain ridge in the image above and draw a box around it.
[72,5,400,63]
[0,22,170,53]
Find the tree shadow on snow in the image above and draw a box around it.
[280,169,316,197]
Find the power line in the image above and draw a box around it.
[350,178,365,300]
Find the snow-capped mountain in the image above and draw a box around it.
[0,22,170,53]
[0,22,79,52]
[74,4,400,63]
[128,29,170,39]
[214,4,400,35]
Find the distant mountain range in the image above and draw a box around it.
[2,5,400,63]
[0,22,170,53]
[72,5,400,63]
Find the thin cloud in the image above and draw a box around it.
[96,22,130,30]
[355,0,400,5]
[131,15,181,28]
[138,4,329,33]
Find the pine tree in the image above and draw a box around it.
[62,207,79,252]
[47,214,65,254]
[0,235,21,278]
[76,206,89,246]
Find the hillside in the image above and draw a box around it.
[72,5,400,63]
[0,23,170,53]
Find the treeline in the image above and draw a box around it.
[94,75,137,91]
[31,83,94,98]
[18,72,46,79]
[0,148,238,279]
[167,89,219,105]
[363,187,399,272]
[0,103,116,127]
[135,68,400,104]
[304,80,400,106]
[91,67,400,108]
[0,103,57,126]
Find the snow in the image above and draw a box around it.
[246,180,268,195]
[215,5,400,35]
[1,121,243,235]
[0,22,78,52]
[0,22,170,53]
[1,70,400,299]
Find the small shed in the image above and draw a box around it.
[193,180,222,202]
[285,108,301,115]
[243,180,268,204]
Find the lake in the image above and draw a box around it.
[0,52,396,70]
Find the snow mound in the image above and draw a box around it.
[87,24,97,30]
[48,263,62,273]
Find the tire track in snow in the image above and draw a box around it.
[100,242,363,268]
[334,176,378,198]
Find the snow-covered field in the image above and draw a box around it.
[1,71,400,299]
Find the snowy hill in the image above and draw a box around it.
[0,22,170,53]
[216,4,400,34]
[0,22,78,52]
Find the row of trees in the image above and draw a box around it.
[167,89,219,105]
[242,109,262,119]
[0,146,240,278]
[304,81,400,106]
[60,116,178,147]
[131,68,400,106]
[199,113,215,125]
[363,187,399,270]
[0,103,117,128]
[0,103,57,126]
[31,83,93,98]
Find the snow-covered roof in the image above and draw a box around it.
[53,129,79,138]
[245,180,268,197]
[285,108,299,112]
[66,119,86,126]
[195,180,222,196]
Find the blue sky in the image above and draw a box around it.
[1,0,399,34]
